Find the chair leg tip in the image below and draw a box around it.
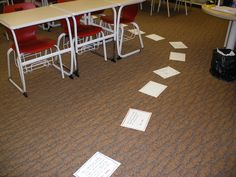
[23,92,28,97]
[73,70,80,77]
[69,75,74,79]
[111,59,117,63]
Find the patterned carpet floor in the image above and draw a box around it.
[0,3,236,177]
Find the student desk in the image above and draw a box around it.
[108,0,145,58]
[51,0,117,48]
[52,0,145,61]
[0,6,74,95]
[202,5,236,49]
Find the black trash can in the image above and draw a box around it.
[210,48,236,82]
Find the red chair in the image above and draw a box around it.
[4,2,64,97]
[100,4,144,58]
[57,0,107,62]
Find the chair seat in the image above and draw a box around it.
[12,37,56,54]
[101,15,133,24]
[77,25,102,38]
[65,25,102,38]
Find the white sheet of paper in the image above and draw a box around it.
[120,24,128,28]
[169,52,186,62]
[112,24,128,28]
[145,34,165,41]
[169,41,188,49]
[128,29,145,35]
[139,81,167,98]
[212,6,236,15]
[121,108,152,132]
[92,15,98,19]
[73,152,120,177]
[153,66,180,79]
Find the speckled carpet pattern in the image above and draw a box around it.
[0,3,236,177]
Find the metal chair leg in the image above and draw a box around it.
[101,32,107,61]
[132,22,144,48]
[157,0,161,12]
[185,0,188,15]
[167,0,170,17]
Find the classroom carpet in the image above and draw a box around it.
[0,3,236,177]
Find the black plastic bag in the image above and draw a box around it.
[210,48,236,82]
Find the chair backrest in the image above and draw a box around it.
[57,0,82,33]
[3,2,37,43]
[122,4,139,22]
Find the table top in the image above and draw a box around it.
[0,6,71,29]
[0,0,145,29]
[202,4,236,21]
[51,0,117,15]
[106,0,145,6]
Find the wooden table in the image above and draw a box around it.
[202,5,236,49]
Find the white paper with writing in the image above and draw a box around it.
[153,66,180,79]
[121,108,152,131]
[73,152,120,177]
[146,34,165,41]
[169,41,188,49]
[169,52,186,62]
[128,29,145,35]
[139,81,167,98]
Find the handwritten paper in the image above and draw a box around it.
[153,66,180,79]
[169,41,188,49]
[146,34,165,41]
[169,52,186,62]
[73,152,120,177]
[121,108,152,131]
[128,29,145,35]
[139,81,167,98]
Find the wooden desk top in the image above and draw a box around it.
[0,6,71,29]
[202,5,236,21]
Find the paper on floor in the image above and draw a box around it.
[169,52,186,62]
[120,24,128,28]
[92,15,98,19]
[153,66,180,79]
[112,24,128,28]
[139,81,167,98]
[121,108,152,132]
[169,41,188,49]
[73,152,120,177]
[128,29,145,35]
[145,34,165,41]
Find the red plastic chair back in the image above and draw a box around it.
[3,3,37,43]
[57,0,82,34]
[122,4,138,22]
